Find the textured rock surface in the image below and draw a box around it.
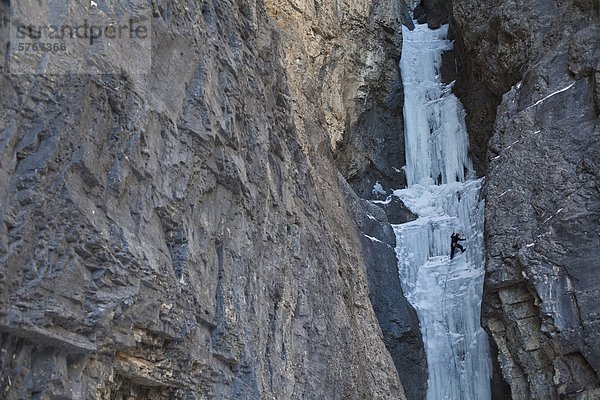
[412,0,449,29]
[0,0,416,398]
[255,0,427,397]
[340,175,427,400]
[376,197,417,225]
[450,0,600,398]
[327,0,413,198]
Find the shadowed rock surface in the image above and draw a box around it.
[340,175,427,400]
[332,0,413,198]
[412,0,450,30]
[0,0,420,398]
[376,196,417,225]
[449,0,600,398]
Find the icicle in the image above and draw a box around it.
[400,23,474,187]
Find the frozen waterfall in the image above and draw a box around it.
[393,22,492,400]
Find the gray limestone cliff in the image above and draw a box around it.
[439,0,600,398]
[330,0,414,199]
[0,0,422,398]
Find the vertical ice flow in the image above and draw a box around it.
[394,22,492,400]
[400,24,473,187]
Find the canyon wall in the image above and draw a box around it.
[0,0,420,398]
[449,0,600,398]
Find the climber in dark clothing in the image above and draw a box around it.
[450,232,466,260]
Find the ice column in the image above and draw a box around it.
[393,22,492,400]
[400,24,474,187]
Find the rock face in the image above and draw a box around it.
[448,0,600,398]
[0,0,419,398]
[274,1,430,396]
[328,0,413,198]
[413,0,500,177]
[340,176,427,400]
[412,0,450,29]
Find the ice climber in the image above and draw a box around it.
[450,232,466,260]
